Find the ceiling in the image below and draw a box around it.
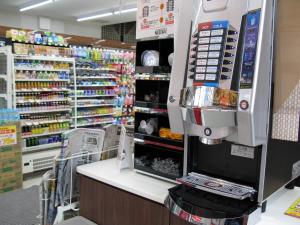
[0,0,137,25]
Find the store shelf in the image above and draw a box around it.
[19,108,71,114]
[15,68,70,72]
[22,130,66,139]
[17,98,70,104]
[21,119,71,126]
[72,85,117,88]
[76,68,117,72]
[74,94,117,98]
[16,88,69,93]
[15,79,70,82]
[14,55,74,62]
[72,113,115,119]
[11,39,69,48]
[23,142,62,152]
[72,120,115,128]
[76,104,114,108]
[76,76,116,80]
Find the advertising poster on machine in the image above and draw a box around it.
[137,0,175,40]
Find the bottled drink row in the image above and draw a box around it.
[20,112,70,122]
[22,122,70,136]
[16,92,69,102]
[75,80,116,86]
[76,71,116,79]
[74,89,116,97]
[73,47,135,64]
[76,117,114,126]
[75,107,114,117]
[16,81,68,90]
[75,99,115,107]
[17,101,70,112]
[25,135,62,148]
[15,70,70,80]
[15,60,71,70]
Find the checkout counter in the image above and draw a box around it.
[77,159,300,225]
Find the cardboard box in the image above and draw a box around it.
[0,176,22,193]
[0,121,23,193]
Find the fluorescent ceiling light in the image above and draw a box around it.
[114,7,137,15]
[20,0,53,12]
[77,12,113,22]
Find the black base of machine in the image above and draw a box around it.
[167,185,258,220]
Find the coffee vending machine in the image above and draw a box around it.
[166,0,300,225]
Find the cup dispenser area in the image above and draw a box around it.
[166,0,300,225]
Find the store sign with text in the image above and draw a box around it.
[137,0,175,40]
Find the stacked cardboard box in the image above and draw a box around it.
[0,121,22,193]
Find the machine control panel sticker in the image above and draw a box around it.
[231,145,255,159]
[210,36,223,44]
[197,59,207,66]
[198,45,209,51]
[205,74,217,81]
[198,52,208,58]
[208,52,220,58]
[206,67,218,73]
[240,10,261,89]
[207,59,219,66]
[196,67,206,73]
[211,29,224,36]
[199,38,210,44]
[195,74,205,80]
[209,44,222,51]
[199,30,211,37]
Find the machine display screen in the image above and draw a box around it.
[240,10,261,89]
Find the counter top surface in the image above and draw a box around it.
[77,158,300,224]
[258,187,300,225]
[77,158,176,204]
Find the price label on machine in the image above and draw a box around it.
[231,144,255,159]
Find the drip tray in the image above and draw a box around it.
[177,172,257,200]
[167,184,258,220]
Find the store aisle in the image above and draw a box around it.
[0,186,40,225]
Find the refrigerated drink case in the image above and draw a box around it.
[166,0,276,224]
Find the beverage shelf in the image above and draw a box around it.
[71,85,117,88]
[22,130,67,139]
[74,94,117,98]
[15,79,70,82]
[71,113,115,119]
[14,55,74,62]
[19,108,71,114]
[21,119,71,126]
[76,76,116,80]
[71,120,115,128]
[76,67,117,72]
[76,104,114,108]
[15,68,70,72]
[23,142,62,153]
[16,88,69,93]
[17,98,70,104]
